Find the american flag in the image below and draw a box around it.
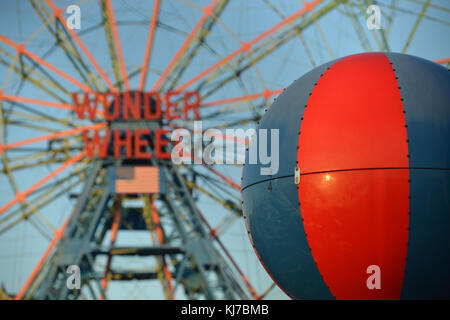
[114,166,161,194]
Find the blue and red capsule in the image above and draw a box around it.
[242,52,450,299]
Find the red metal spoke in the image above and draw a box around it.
[0,34,93,93]
[1,91,105,117]
[14,214,73,300]
[138,0,161,91]
[0,92,74,111]
[201,88,284,108]
[150,197,175,299]
[197,128,249,146]
[195,207,260,300]
[110,199,121,244]
[45,0,116,92]
[151,0,220,91]
[175,0,324,92]
[202,163,240,190]
[104,0,130,91]
[176,142,242,190]
[0,151,85,216]
[434,58,450,64]
[99,198,121,300]
[0,123,106,153]
[176,146,243,190]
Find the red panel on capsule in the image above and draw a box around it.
[297,53,410,299]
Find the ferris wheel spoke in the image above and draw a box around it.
[189,168,240,198]
[192,44,281,102]
[162,166,250,300]
[197,166,241,193]
[383,0,398,36]
[212,211,239,237]
[138,0,161,91]
[194,3,269,92]
[402,0,431,53]
[164,0,230,92]
[378,1,450,27]
[11,60,70,106]
[0,50,69,103]
[2,141,85,174]
[192,68,259,115]
[342,2,373,51]
[0,123,105,153]
[0,10,77,98]
[175,0,325,92]
[0,167,87,233]
[4,120,68,135]
[149,196,175,299]
[16,192,60,238]
[312,16,336,58]
[1,139,85,175]
[103,0,130,91]
[378,25,391,52]
[0,151,85,216]
[199,163,240,190]
[4,110,79,130]
[194,2,339,103]
[18,54,72,97]
[208,116,263,130]
[0,34,94,93]
[201,88,283,108]
[185,180,240,216]
[199,102,256,121]
[152,0,221,91]
[30,0,105,93]
[99,199,120,299]
[193,206,260,299]
[263,0,317,67]
[45,0,116,92]
[100,0,124,93]
[27,215,54,241]
[2,149,75,171]
[1,93,74,112]
[434,58,450,65]
[14,213,72,300]
[258,283,277,300]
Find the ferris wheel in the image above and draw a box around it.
[0,0,449,300]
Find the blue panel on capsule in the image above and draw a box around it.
[401,169,450,299]
[242,176,333,299]
[385,53,450,169]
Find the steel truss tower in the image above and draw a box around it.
[27,98,255,300]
